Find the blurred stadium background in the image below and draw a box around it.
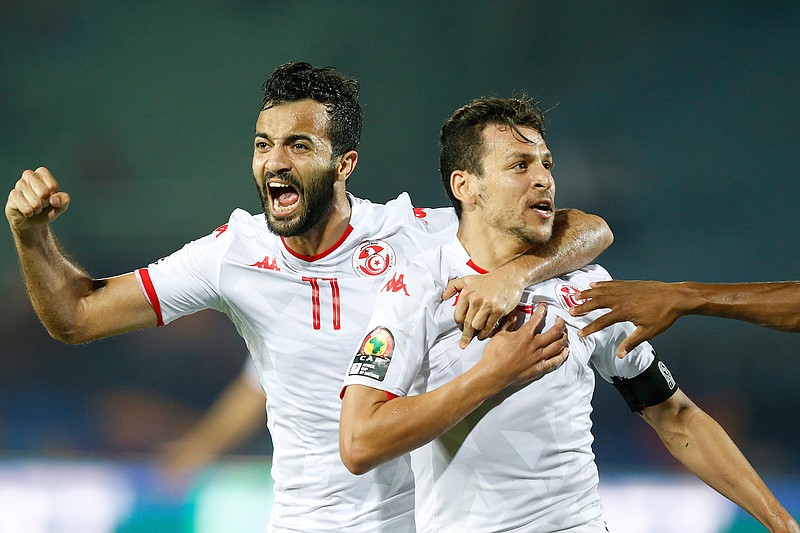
[1,1,799,531]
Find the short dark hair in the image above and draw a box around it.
[262,62,362,157]
[439,96,545,217]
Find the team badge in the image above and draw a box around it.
[348,327,395,381]
[352,239,396,277]
[555,282,585,310]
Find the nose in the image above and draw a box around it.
[531,165,554,190]
[266,145,292,175]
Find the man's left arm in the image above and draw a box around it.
[641,390,799,533]
[445,209,612,347]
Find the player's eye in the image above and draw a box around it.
[513,161,527,171]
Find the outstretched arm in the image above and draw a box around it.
[572,280,800,358]
[6,167,157,343]
[641,389,799,533]
[340,305,569,474]
[444,209,612,347]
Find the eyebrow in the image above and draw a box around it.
[254,132,316,145]
[508,150,552,160]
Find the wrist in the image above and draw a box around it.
[674,282,706,315]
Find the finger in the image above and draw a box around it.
[459,308,478,348]
[452,292,468,329]
[16,177,47,215]
[616,328,648,359]
[34,167,60,194]
[570,297,601,316]
[577,311,621,337]
[527,316,565,348]
[7,188,35,218]
[496,314,517,333]
[540,331,569,359]
[545,346,569,371]
[476,309,504,340]
[442,278,464,301]
[518,303,547,337]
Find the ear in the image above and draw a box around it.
[335,150,359,183]
[450,170,478,207]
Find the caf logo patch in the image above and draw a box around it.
[358,327,394,358]
[555,282,586,311]
[352,239,397,277]
[349,327,395,382]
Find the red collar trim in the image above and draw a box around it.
[281,224,355,262]
[466,259,488,274]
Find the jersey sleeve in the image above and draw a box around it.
[135,212,239,325]
[342,260,438,398]
[572,265,679,412]
[388,192,457,236]
[590,316,679,412]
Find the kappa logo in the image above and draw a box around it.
[555,282,585,310]
[352,239,396,277]
[250,256,281,271]
[213,224,228,238]
[382,273,410,296]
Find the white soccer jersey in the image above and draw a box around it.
[343,237,675,533]
[135,193,456,533]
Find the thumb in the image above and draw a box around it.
[616,330,646,359]
[49,191,71,210]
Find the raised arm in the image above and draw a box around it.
[6,167,157,343]
[444,208,612,347]
[572,280,800,358]
[641,389,799,533]
[339,305,569,475]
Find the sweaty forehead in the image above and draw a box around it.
[255,99,330,140]
[482,124,547,157]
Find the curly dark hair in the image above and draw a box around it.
[261,62,362,157]
[439,96,546,217]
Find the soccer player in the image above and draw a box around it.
[339,96,800,532]
[5,63,612,532]
[571,280,800,358]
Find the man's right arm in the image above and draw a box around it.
[572,280,800,358]
[6,167,157,343]
[339,304,569,475]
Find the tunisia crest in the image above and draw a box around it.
[352,239,396,277]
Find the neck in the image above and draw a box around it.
[456,216,531,271]
[283,189,352,257]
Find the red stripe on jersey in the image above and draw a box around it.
[136,268,164,327]
[466,259,488,274]
[282,224,355,262]
[327,278,341,330]
[302,277,322,330]
[339,387,399,401]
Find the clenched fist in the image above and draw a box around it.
[6,167,71,233]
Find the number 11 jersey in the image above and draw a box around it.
[135,192,456,532]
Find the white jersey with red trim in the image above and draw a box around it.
[342,237,661,533]
[135,193,455,533]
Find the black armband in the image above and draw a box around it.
[611,352,678,413]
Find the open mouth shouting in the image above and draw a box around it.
[267,180,301,218]
[529,197,554,219]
